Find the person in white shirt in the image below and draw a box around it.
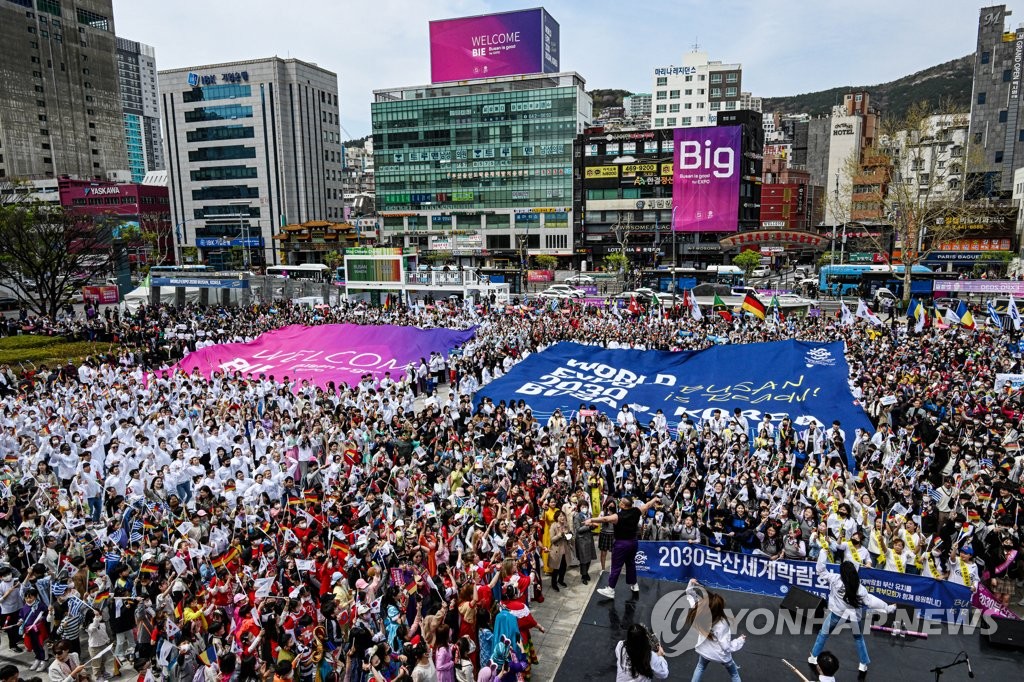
[683,579,744,681]
[946,544,980,592]
[614,622,669,682]
[808,550,895,675]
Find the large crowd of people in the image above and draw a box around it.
[0,295,1020,682]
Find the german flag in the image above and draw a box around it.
[143,519,157,531]
[173,600,183,620]
[139,561,159,575]
[287,495,303,507]
[404,580,418,595]
[330,538,350,560]
[712,294,733,322]
[211,547,238,570]
[304,489,319,505]
[741,291,766,320]
[93,591,110,607]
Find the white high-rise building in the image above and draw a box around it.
[650,49,756,129]
[160,57,343,268]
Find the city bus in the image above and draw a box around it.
[819,264,934,296]
[265,264,331,282]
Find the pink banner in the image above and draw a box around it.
[972,583,1022,620]
[161,324,477,389]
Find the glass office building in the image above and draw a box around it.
[372,72,591,267]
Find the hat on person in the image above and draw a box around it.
[959,545,974,556]
[233,593,248,604]
[330,571,343,585]
[355,578,369,590]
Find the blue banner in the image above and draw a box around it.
[636,542,972,623]
[151,277,250,289]
[477,340,871,467]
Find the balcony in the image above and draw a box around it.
[405,269,489,287]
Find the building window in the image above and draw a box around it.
[1019,129,1024,142]
[684,89,692,95]
[669,104,680,112]
[682,117,691,125]
[710,101,721,111]
[655,104,666,113]
[1000,109,1008,122]
[654,118,664,127]
[725,87,738,97]
[710,73,722,83]
[666,117,676,126]
[656,77,667,86]
[711,88,721,98]
[684,75,693,82]
[977,92,987,105]
[981,51,991,64]
[726,73,738,82]
[669,90,680,98]
[76,8,110,31]
[995,151,1004,163]
[655,91,667,100]
[684,103,692,110]
[1004,69,1013,82]
[973,132,983,144]
[725,101,737,110]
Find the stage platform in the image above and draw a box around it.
[556,576,1024,681]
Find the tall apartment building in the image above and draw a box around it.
[650,50,758,130]
[969,4,1024,196]
[160,57,343,268]
[623,94,652,120]
[0,0,127,180]
[116,37,162,182]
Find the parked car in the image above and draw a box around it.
[751,267,771,279]
[873,287,898,307]
[543,284,585,297]
[538,290,575,300]
[564,274,595,285]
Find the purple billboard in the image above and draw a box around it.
[672,126,742,232]
[429,8,560,83]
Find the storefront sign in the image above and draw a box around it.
[585,166,619,178]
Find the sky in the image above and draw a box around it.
[113,0,984,138]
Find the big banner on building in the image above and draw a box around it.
[672,126,741,232]
[637,542,973,623]
[162,324,476,389]
[477,340,871,467]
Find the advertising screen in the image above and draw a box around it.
[672,126,742,232]
[429,8,559,83]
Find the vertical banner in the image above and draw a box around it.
[673,126,741,232]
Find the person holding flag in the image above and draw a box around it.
[840,299,855,326]
[989,300,1005,330]
[907,298,926,333]
[855,300,883,326]
[954,300,975,329]
[713,293,733,322]
[741,291,767,321]
[1008,295,1021,331]
[686,290,703,320]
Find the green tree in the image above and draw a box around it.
[0,199,114,318]
[532,254,557,270]
[732,250,762,277]
[604,252,628,273]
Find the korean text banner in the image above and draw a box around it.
[429,9,556,83]
[162,324,476,389]
[673,126,741,232]
[477,340,871,465]
[637,542,972,623]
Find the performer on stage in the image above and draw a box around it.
[587,496,661,599]
[808,546,895,679]
[684,578,746,681]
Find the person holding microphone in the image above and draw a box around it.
[684,578,746,682]
[808,542,896,680]
[587,496,661,599]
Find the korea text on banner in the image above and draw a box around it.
[672,126,741,232]
[636,542,973,623]
[161,324,476,389]
[476,340,871,468]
